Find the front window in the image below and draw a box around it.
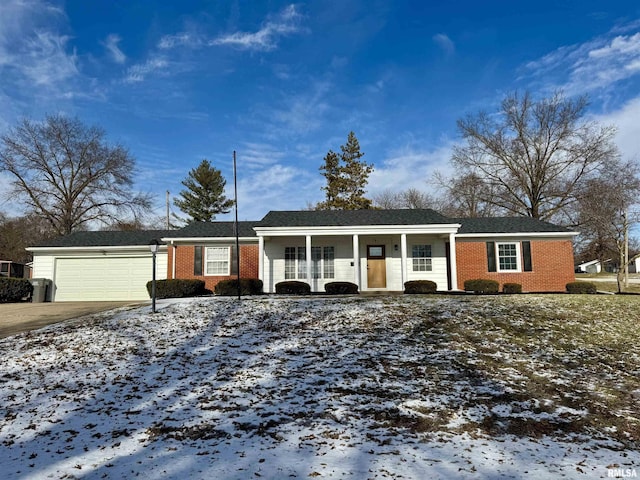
[286,246,334,280]
[412,244,432,272]
[497,243,519,271]
[205,247,230,275]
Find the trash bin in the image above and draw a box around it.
[31,278,52,302]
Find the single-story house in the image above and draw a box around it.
[27,209,578,301]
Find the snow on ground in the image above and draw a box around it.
[0,295,639,479]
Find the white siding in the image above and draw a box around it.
[405,235,448,290]
[263,236,354,293]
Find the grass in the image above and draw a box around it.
[377,294,640,446]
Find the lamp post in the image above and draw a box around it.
[149,239,159,313]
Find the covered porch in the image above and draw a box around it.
[255,224,460,293]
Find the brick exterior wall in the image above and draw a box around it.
[456,239,575,292]
[167,244,259,291]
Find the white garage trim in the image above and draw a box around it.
[30,247,168,302]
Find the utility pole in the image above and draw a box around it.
[624,209,629,289]
[234,151,241,301]
[166,191,170,230]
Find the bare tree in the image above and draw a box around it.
[373,188,437,210]
[0,115,152,235]
[434,172,498,217]
[452,91,618,221]
[576,158,640,291]
[0,213,54,263]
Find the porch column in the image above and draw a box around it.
[449,232,458,290]
[400,233,408,287]
[306,235,312,284]
[258,236,264,288]
[352,234,361,289]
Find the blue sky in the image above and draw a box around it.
[2,1,640,223]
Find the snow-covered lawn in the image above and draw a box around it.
[1,295,639,479]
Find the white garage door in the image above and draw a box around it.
[55,256,156,301]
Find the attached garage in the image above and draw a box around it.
[27,230,170,302]
[54,255,162,301]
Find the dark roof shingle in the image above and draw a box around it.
[256,209,451,227]
[166,221,258,238]
[455,217,574,234]
[32,230,173,248]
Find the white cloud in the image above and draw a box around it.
[368,142,456,196]
[523,24,640,96]
[591,97,640,162]
[102,34,126,64]
[211,4,304,51]
[433,33,455,56]
[158,32,203,50]
[0,1,78,87]
[124,57,169,83]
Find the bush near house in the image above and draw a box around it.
[503,283,523,294]
[275,281,311,295]
[146,279,207,299]
[325,281,359,295]
[404,280,438,294]
[464,279,500,294]
[214,278,264,296]
[0,278,33,303]
[566,281,597,294]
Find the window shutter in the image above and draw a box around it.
[522,241,532,272]
[230,245,238,275]
[194,246,203,276]
[486,242,497,272]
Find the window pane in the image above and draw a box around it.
[297,247,307,279]
[324,246,335,279]
[205,247,229,275]
[498,243,518,270]
[285,247,296,279]
[412,244,432,272]
[312,246,321,279]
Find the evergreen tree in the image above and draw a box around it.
[174,159,234,222]
[317,132,373,210]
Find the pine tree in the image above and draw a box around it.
[317,132,373,210]
[174,159,234,222]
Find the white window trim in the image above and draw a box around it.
[496,241,521,273]
[204,246,231,276]
[286,246,335,280]
[411,244,433,272]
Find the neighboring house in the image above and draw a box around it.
[575,259,612,274]
[27,209,578,301]
[0,260,30,278]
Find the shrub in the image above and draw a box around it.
[275,281,311,295]
[502,283,522,294]
[0,278,33,303]
[146,279,206,299]
[324,281,359,295]
[214,278,263,296]
[404,280,438,294]
[464,279,499,294]
[566,281,597,294]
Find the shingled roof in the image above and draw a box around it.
[256,209,452,227]
[165,221,258,238]
[31,230,173,248]
[455,217,574,234]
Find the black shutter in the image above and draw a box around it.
[486,242,497,272]
[522,241,532,272]
[230,245,238,275]
[194,246,203,276]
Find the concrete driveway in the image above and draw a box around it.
[0,302,144,338]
